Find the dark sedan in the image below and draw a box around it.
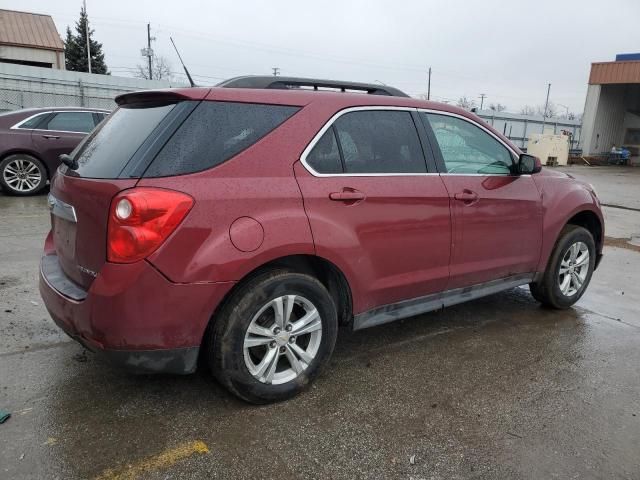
[0,107,109,195]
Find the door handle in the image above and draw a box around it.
[454,189,479,204]
[42,134,60,139]
[329,189,366,202]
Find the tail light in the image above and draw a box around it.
[107,188,194,263]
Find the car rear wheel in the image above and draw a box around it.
[529,225,596,309]
[207,270,338,404]
[0,154,47,196]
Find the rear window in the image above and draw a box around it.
[71,103,176,178]
[143,101,299,177]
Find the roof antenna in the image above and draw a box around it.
[170,37,196,87]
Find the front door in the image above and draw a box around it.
[294,108,451,315]
[420,111,542,289]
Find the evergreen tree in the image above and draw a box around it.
[64,6,109,74]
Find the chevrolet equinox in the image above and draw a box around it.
[40,76,604,403]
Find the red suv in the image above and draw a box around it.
[40,77,603,403]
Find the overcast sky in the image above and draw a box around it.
[15,0,640,113]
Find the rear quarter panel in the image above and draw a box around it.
[139,103,328,283]
[533,171,604,272]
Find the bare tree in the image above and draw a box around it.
[536,101,558,119]
[456,96,476,110]
[520,105,536,116]
[136,55,173,80]
[489,103,507,112]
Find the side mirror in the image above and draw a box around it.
[518,154,542,174]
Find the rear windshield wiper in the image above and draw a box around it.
[59,154,78,170]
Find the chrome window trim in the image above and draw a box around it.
[418,108,520,175]
[10,112,49,130]
[299,105,521,178]
[11,110,109,134]
[300,106,439,177]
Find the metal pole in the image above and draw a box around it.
[147,23,153,80]
[542,83,551,132]
[427,67,431,100]
[272,67,280,76]
[84,0,92,73]
[479,93,486,110]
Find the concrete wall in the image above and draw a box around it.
[0,45,64,69]
[0,63,183,112]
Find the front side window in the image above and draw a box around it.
[423,113,513,175]
[45,112,96,133]
[332,110,426,174]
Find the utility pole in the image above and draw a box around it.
[272,67,280,76]
[542,83,551,132]
[83,0,91,73]
[147,23,153,80]
[479,93,486,110]
[427,67,431,100]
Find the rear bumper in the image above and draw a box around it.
[39,254,235,374]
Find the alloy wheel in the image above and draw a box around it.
[558,241,590,296]
[243,295,323,385]
[3,159,42,193]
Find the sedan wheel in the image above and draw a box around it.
[0,155,47,195]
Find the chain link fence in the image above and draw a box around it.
[0,63,178,113]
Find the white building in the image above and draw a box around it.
[0,9,65,70]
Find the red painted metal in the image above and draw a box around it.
[40,86,605,364]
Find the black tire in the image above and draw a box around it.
[529,225,596,309]
[0,154,47,196]
[208,269,338,404]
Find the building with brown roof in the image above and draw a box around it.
[581,53,640,164]
[0,9,65,69]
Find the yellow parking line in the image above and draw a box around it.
[94,440,209,480]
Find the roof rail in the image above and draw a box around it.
[216,75,409,97]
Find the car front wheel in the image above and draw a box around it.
[208,270,338,404]
[0,154,47,196]
[530,225,596,309]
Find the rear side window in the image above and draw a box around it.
[45,112,96,133]
[144,102,300,177]
[72,103,176,178]
[305,128,342,174]
[17,113,47,129]
[305,110,427,174]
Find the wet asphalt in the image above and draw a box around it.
[1,166,639,479]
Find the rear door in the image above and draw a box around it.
[420,111,542,289]
[294,107,451,314]
[32,111,97,167]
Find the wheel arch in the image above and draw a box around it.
[204,254,353,343]
[566,209,603,255]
